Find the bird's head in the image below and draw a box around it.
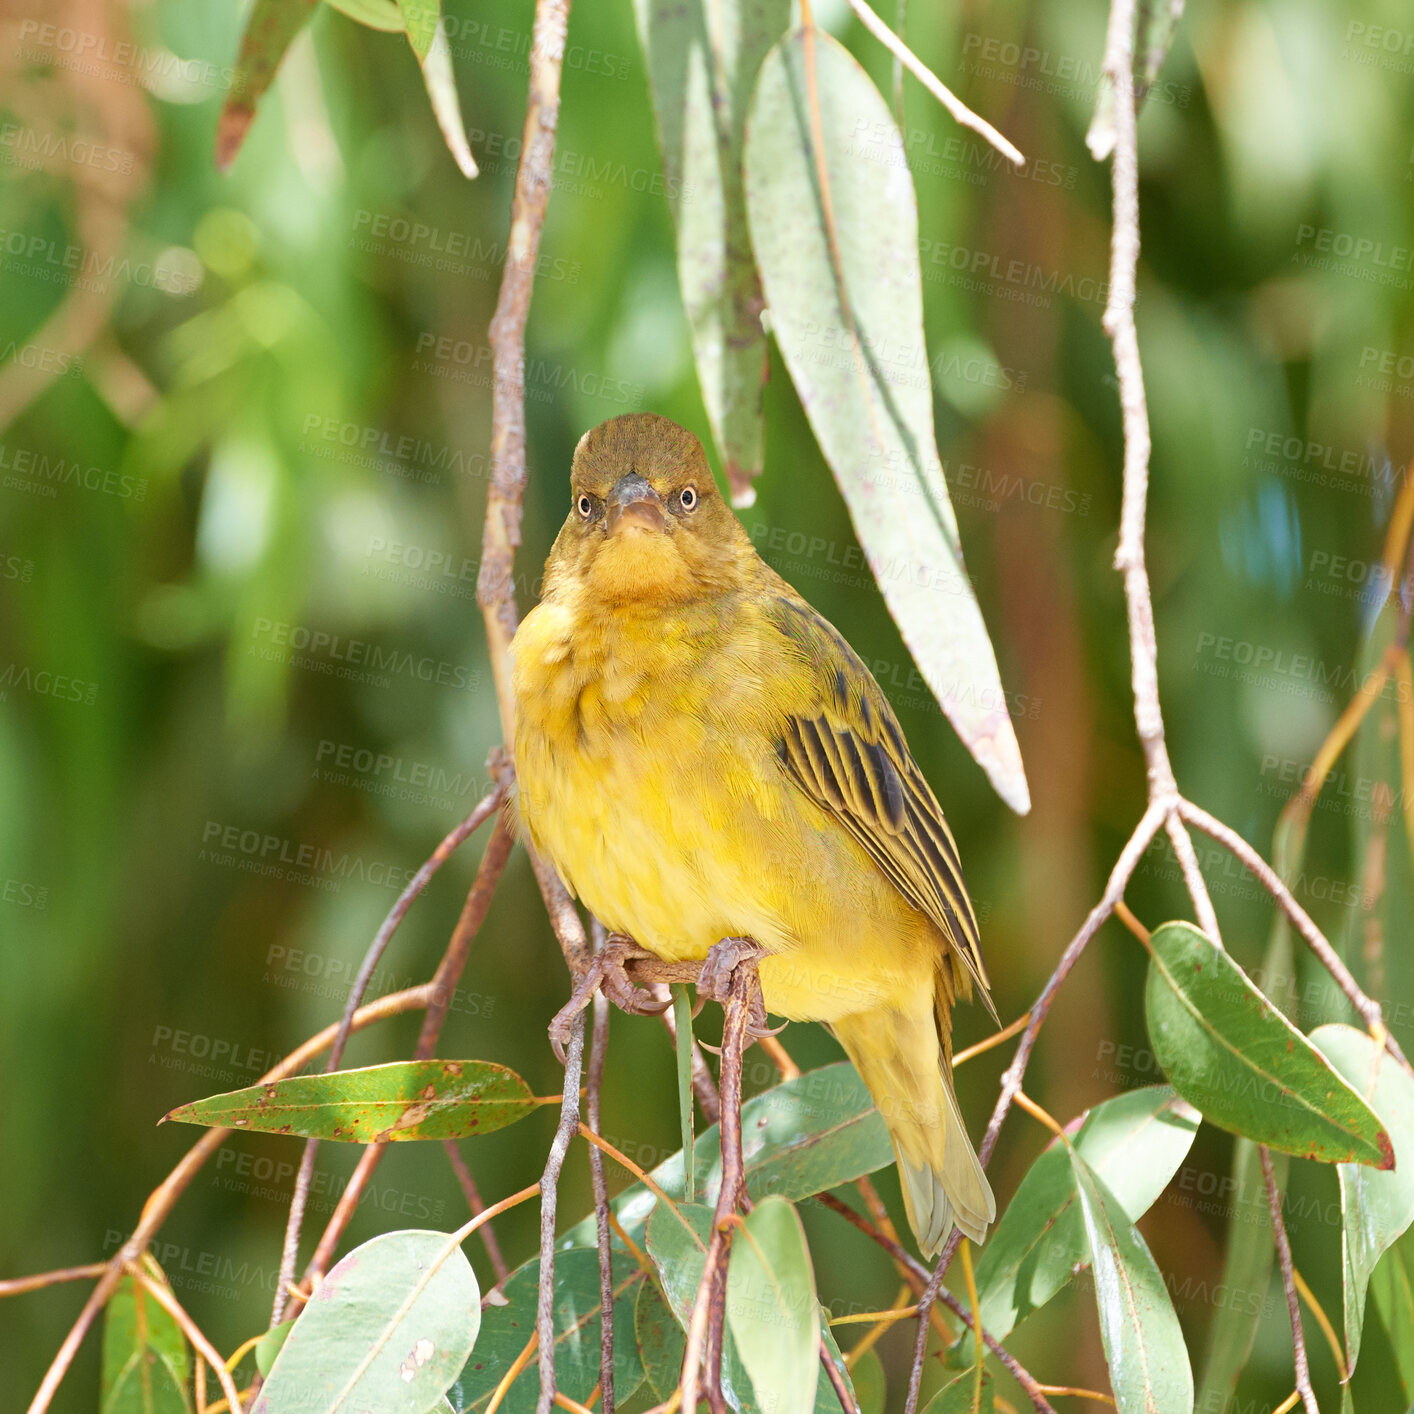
[544,413,753,607]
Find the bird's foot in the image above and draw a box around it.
[694,936,780,1039]
[547,933,670,1063]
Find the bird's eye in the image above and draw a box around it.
[679,486,698,512]
[576,493,593,519]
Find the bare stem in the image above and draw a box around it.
[588,982,616,1414]
[1261,1146,1318,1414]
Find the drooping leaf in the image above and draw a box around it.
[566,1062,892,1248]
[101,1275,192,1414]
[217,0,318,172]
[673,984,697,1202]
[966,1085,1199,1354]
[323,0,405,30]
[1144,921,1391,1165]
[449,1248,644,1413]
[252,1228,479,1414]
[635,1275,686,1400]
[1312,1023,1414,1374]
[727,1197,820,1414]
[1086,0,1186,160]
[634,0,787,505]
[395,0,479,178]
[1069,1147,1193,1414]
[922,1369,993,1414]
[1371,1230,1414,1401]
[743,28,1029,814]
[164,1059,540,1142]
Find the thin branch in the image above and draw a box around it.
[129,1267,244,1414]
[273,787,505,1322]
[1261,1147,1318,1414]
[24,984,430,1414]
[0,1264,107,1300]
[842,0,1025,166]
[1164,812,1220,943]
[444,1140,511,1284]
[588,985,616,1414]
[537,1007,588,1414]
[1180,799,1410,1075]
[931,1285,1058,1414]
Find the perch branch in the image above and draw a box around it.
[588,982,616,1414]
[1261,1146,1318,1414]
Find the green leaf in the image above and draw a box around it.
[396,0,478,178]
[743,28,1029,814]
[635,1276,687,1400]
[644,1202,854,1414]
[849,1345,886,1414]
[254,1319,294,1379]
[1069,1147,1193,1414]
[727,1197,820,1414]
[634,0,787,505]
[1144,921,1392,1165]
[252,1228,479,1414]
[449,1248,644,1413]
[922,1369,993,1414]
[1311,1023,1414,1373]
[674,984,697,1203]
[216,0,318,172]
[323,0,404,30]
[1371,1230,1414,1401]
[164,1059,540,1142]
[1086,0,1185,160]
[101,1275,192,1414]
[967,1086,1198,1352]
[566,1063,892,1248]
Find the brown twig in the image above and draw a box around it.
[679,958,757,1413]
[1180,800,1410,1074]
[537,1005,588,1414]
[1261,1146,1318,1414]
[297,812,517,1294]
[0,1264,107,1300]
[24,984,431,1414]
[128,1265,244,1413]
[444,1139,511,1285]
[272,787,506,1322]
[588,972,616,1413]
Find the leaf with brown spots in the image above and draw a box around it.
[163,1060,542,1142]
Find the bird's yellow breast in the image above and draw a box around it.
[510,590,937,1022]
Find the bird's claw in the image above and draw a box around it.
[547,934,670,1064]
[695,936,774,1038]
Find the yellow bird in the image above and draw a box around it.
[510,413,996,1252]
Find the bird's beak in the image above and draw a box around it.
[605,473,667,536]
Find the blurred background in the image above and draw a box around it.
[2,0,1413,1407]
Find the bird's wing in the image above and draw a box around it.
[760,590,997,1021]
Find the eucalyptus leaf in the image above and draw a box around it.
[727,1197,820,1414]
[1086,0,1185,160]
[449,1248,644,1412]
[1070,1147,1193,1414]
[101,1275,192,1414]
[255,1319,294,1378]
[323,0,404,30]
[922,1369,993,1414]
[217,0,318,171]
[1312,1023,1414,1374]
[1370,1231,1414,1401]
[967,1085,1198,1353]
[164,1059,540,1142]
[1144,921,1391,1165]
[743,28,1029,814]
[634,0,787,504]
[252,1228,479,1414]
[397,0,479,178]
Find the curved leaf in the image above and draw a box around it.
[744,28,1029,813]
[252,1229,479,1414]
[397,0,479,179]
[1145,921,1391,1165]
[1312,1023,1414,1374]
[1069,1148,1193,1414]
[968,1086,1199,1352]
[164,1059,539,1142]
[217,0,318,172]
[324,0,405,30]
[101,1275,191,1414]
[727,1197,820,1414]
[449,1248,644,1413]
[923,1369,993,1414]
[1371,1231,1414,1401]
[635,0,787,504]
[635,1275,686,1400]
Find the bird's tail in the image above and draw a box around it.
[833,1001,995,1255]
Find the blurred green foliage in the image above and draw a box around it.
[2,0,1414,1408]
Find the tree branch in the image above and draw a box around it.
[1261,1146,1318,1414]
